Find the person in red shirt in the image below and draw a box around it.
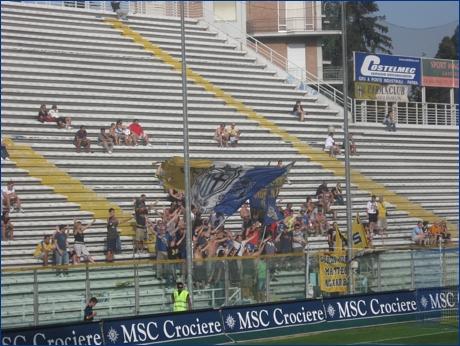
[129,119,153,147]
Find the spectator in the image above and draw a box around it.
[344,133,359,156]
[84,297,98,322]
[2,211,14,241]
[107,208,132,262]
[33,235,54,266]
[274,160,291,184]
[213,123,229,148]
[133,194,154,255]
[325,133,342,157]
[193,242,210,291]
[366,195,378,236]
[440,221,452,245]
[228,247,242,289]
[385,111,396,132]
[327,223,336,251]
[411,221,428,246]
[292,224,306,269]
[364,223,374,249]
[283,203,293,218]
[129,119,153,147]
[376,196,388,236]
[48,105,72,130]
[208,211,225,229]
[208,250,226,307]
[108,123,120,146]
[74,125,92,154]
[255,257,267,303]
[73,217,97,264]
[37,104,72,130]
[227,122,242,148]
[111,1,128,20]
[166,234,185,289]
[316,181,334,204]
[98,128,114,154]
[429,221,442,245]
[2,181,24,213]
[331,183,344,205]
[115,120,133,146]
[239,202,250,220]
[1,138,10,161]
[313,204,330,237]
[292,100,306,122]
[54,224,71,277]
[168,189,184,205]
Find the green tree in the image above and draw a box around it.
[322,2,393,95]
[409,25,458,102]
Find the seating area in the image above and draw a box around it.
[1,1,458,329]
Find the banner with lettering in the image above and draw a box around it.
[415,286,459,313]
[355,82,409,102]
[102,310,224,344]
[318,251,349,292]
[1,321,103,345]
[221,299,326,334]
[422,58,459,88]
[323,290,418,322]
[354,52,422,85]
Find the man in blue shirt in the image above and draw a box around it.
[84,297,98,322]
[411,221,428,246]
[54,224,70,277]
[73,125,92,153]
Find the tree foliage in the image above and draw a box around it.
[409,25,458,102]
[322,2,393,95]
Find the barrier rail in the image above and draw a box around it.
[354,99,459,126]
[1,247,457,330]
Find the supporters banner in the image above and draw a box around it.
[1,321,103,345]
[221,299,325,334]
[102,310,223,344]
[422,58,459,88]
[196,163,288,215]
[334,213,368,251]
[354,52,421,85]
[159,156,213,191]
[355,82,409,102]
[318,251,348,292]
[250,162,295,225]
[324,290,418,321]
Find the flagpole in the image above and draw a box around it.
[341,1,354,294]
[179,2,194,303]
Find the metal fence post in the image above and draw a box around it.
[135,265,140,315]
[266,258,270,303]
[224,260,229,306]
[377,253,381,292]
[305,247,310,298]
[410,250,415,290]
[85,266,90,304]
[34,270,39,326]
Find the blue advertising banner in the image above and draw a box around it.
[416,286,459,312]
[1,322,103,345]
[324,290,418,322]
[354,52,422,85]
[102,310,223,344]
[221,299,325,334]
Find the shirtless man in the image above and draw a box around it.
[313,205,330,236]
[240,202,250,220]
[213,123,229,148]
[205,232,229,277]
[194,242,211,290]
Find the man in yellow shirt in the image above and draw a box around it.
[227,123,241,148]
[171,282,192,312]
[376,196,388,236]
[33,235,55,266]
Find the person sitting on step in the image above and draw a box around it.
[292,100,306,122]
[213,123,229,148]
[325,133,342,157]
[129,119,153,147]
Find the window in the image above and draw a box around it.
[213,1,236,21]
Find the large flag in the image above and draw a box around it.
[250,162,295,225]
[352,212,369,249]
[194,162,288,215]
[159,157,213,191]
[335,213,369,251]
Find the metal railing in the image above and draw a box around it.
[354,99,459,126]
[1,246,458,330]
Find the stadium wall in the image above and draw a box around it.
[1,286,457,345]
